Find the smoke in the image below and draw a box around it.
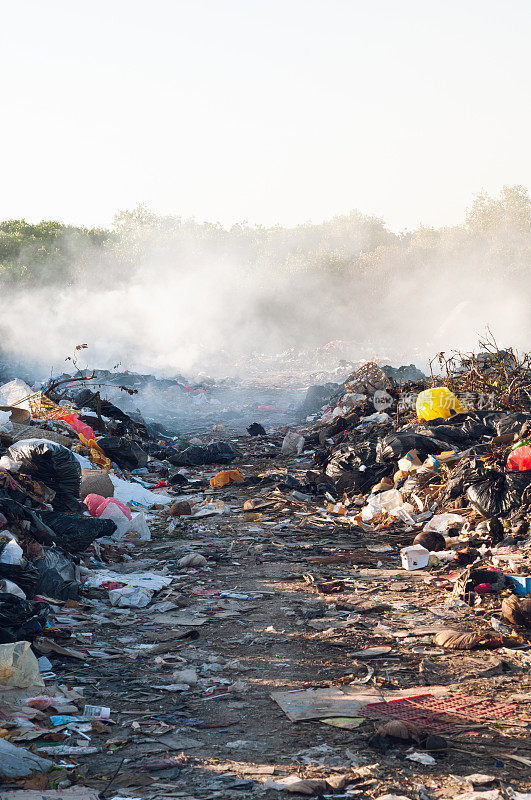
[0,191,529,393]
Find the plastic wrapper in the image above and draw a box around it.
[6,439,81,512]
[0,593,49,643]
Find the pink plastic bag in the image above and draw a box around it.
[84,493,132,520]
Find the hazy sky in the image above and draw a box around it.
[1,0,529,232]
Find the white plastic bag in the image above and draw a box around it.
[0,378,34,411]
[362,489,403,521]
[109,586,152,607]
[0,579,26,599]
[114,511,151,543]
[423,513,465,533]
[0,409,13,434]
[281,431,305,455]
[0,536,24,565]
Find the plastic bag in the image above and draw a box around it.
[377,432,444,462]
[56,413,96,441]
[109,586,152,607]
[37,510,116,553]
[0,562,41,598]
[210,470,244,488]
[416,387,466,421]
[0,409,13,434]
[281,432,305,455]
[84,493,132,520]
[109,511,151,543]
[6,439,81,512]
[0,535,23,565]
[0,593,49,643]
[423,512,465,532]
[0,379,33,411]
[507,445,531,472]
[495,412,531,436]
[362,488,404,521]
[34,562,79,601]
[0,737,51,777]
[96,436,146,471]
[0,579,26,599]
[0,640,44,688]
[167,441,241,467]
[467,469,531,517]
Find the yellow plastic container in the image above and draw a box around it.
[416,387,466,421]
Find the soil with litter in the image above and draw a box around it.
[0,348,530,800]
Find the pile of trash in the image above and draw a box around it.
[0,342,529,798]
[294,346,531,638]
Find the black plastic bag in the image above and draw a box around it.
[467,469,531,517]
[0,593,49,643]
[36,510,116,553]
[376,432,446,462]
[0,562,40,598]
[96,436,147,471]
[495,412,531,437]
[7,439,81,512]
[247,423,266,437]
[298,383,338,417]
[325,442,392,492]
[35,565,79,601]
[167,441,241,467]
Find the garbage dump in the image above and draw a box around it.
[0,340,529,798]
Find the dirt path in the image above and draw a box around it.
[37,443,530,799]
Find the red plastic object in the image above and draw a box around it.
[84,493,132,520]
[362,693,517,732]
[507,445,531,471]
[57,414,96,441]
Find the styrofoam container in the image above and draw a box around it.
[401,544,429,571]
